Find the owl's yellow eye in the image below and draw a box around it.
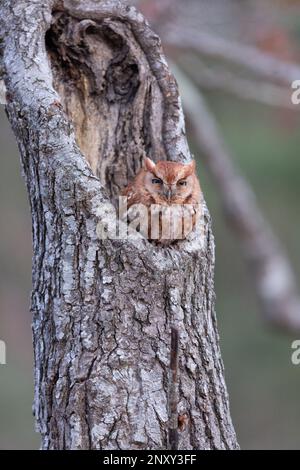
[152,178,162,184]
[178,180,187,186]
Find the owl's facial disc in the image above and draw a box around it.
[143,158,196,203]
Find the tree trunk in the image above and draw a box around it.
[0,0,238,450]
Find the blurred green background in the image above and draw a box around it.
[1,0,300,450]
[200,96,300,449]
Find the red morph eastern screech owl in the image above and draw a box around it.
[121,158,202,244]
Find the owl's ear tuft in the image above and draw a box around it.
[188,160,196,171]
[185,159,196,175]
[144,157,156,173]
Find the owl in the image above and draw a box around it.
[121,158,202,244]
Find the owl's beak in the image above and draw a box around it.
[164,185,175,201]
[166,189,172,201]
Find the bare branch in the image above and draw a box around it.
[173,63,300,333]
[167,29,300,86]
[178,55,295,110]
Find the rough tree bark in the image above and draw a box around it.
[0,0,238,450]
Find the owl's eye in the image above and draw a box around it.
[152,178,162,184]
[178,180,187,186]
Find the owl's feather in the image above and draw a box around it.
[121,158,202,244]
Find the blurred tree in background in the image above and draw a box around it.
[1,0,300,449]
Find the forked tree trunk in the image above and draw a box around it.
[0,0,238,450]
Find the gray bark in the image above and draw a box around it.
[0,0,238,450]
